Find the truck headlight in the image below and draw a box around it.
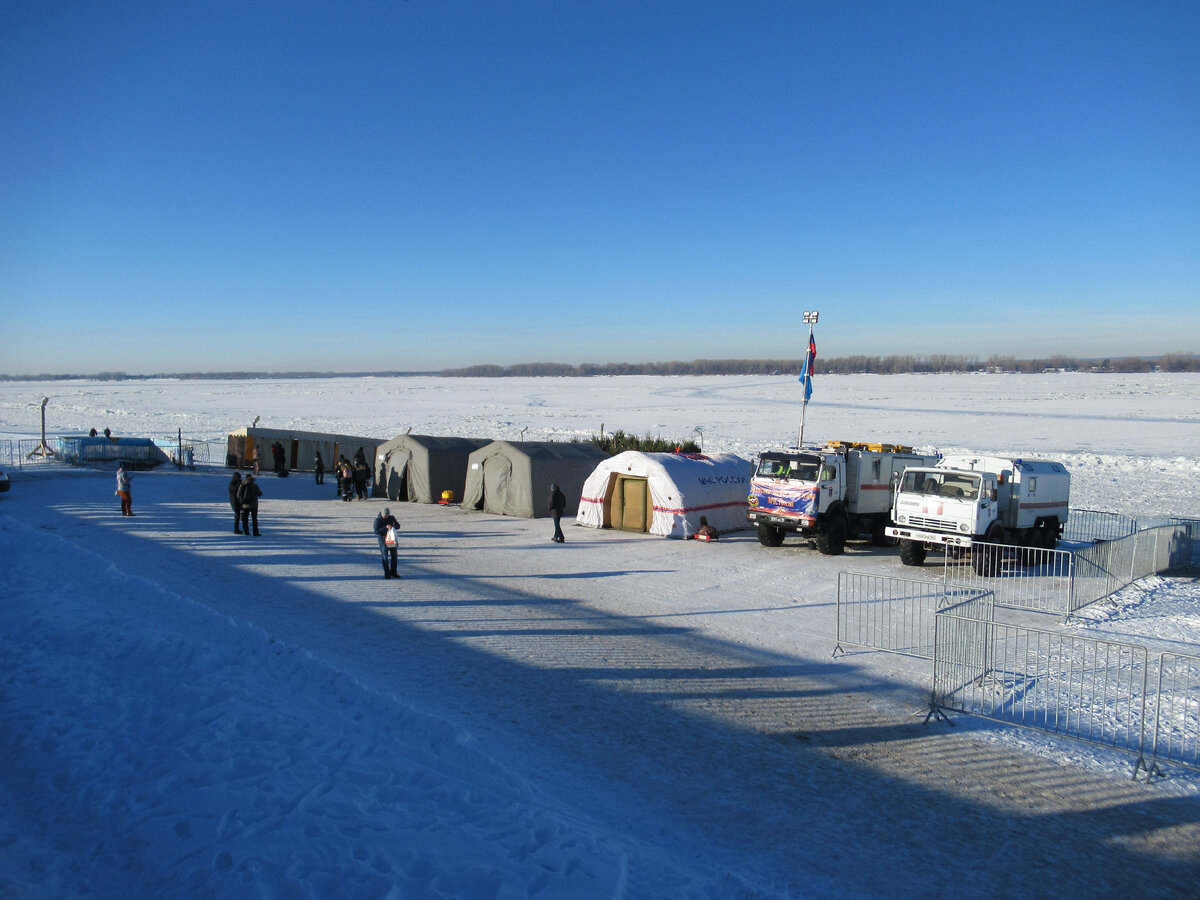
[959,523,969,533]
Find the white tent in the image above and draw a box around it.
[577,451,752,538]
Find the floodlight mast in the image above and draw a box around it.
[27,396,55,459]
[796,311,818,449]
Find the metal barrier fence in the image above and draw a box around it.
[931,604,1150,773]
[15,438,59,466]
[942,544,1074,615]
[833,572,985,659]
[927,593,997,718]
[1148,652,1200,776]
[1063,508,1139,543]
[1069,524,1193,613]
[3,435,229,471]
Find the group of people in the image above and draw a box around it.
[334,448,371,501]
[269,442,288,476]
[227,471,263,535]
[120,458,719,580]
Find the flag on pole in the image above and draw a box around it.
[799,332,816,405]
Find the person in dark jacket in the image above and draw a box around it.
[228,471,244,533]
[373,508,400,578]
[549,483,566,542]
[353,459,370,500]
[237,475,263,536]
[313,452,325,485]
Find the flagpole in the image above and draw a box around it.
[797,311,818,448]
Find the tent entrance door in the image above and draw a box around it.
[227,434,245,468]
[613,475,650,532]
[384,451,411,502]
[482,456,512,514]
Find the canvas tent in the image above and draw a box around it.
[462,440,610,518]
[226,427,385,474]
[374,435,490,503]
[577,451,752,538]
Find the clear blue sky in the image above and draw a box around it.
[2,1,1198,374]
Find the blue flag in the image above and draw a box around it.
[799,332,816,405]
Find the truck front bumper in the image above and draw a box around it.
[885,526,974,548]
[748,511,815,530]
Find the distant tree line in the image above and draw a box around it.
[3,354,1197,381]
[0,370,437,382]
[439,353,1200,377]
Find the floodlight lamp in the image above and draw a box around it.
[803,310,819,324]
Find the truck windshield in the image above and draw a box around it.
[901,471,980,500]
[755,455,820,481]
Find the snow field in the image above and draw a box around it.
[1,373,1199,898]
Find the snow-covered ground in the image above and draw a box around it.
[1,373,1199,898]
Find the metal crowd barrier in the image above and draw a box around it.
[1148,652,1200,777]
[833,572,989,660]
[1069,524,1193,613]
[1062,508,1139,543]
[942,544,1074,615]
[931,604,1150,774]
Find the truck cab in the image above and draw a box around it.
[887,456,1069,570]
[748,451,826,528]
[748,442,937,554]
[891,467,1000,546]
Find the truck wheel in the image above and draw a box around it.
[815,516,847,555]
[1040,523,1059,549]
[899,540,926,567]
[972,545,1001,576]
[756,523,785,547]
[972,526,1004,576]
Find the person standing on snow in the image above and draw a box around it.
[373,508,401,579]
[549,483,566,543]
[228,471,244,533]
[353,457,370,500]
[116,464,134,516]
[314,451,325,485]
[238,475,262,536]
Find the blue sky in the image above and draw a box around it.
[2,1,1197,374]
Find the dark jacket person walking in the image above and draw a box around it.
[238,475,262,536]
[549,483,566,543]
[228,471,244,534]
[373,508,400,579]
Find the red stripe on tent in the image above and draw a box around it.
[651,500,749,515]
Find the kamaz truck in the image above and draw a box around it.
[747,441,938,554]
[886,454,1071,573]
